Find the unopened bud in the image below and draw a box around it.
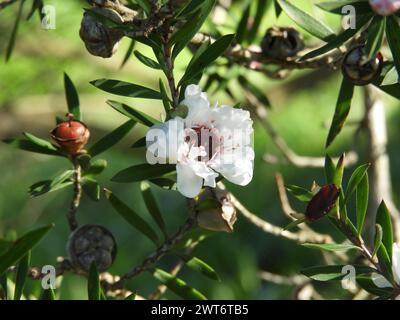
[196,187,236,232]
[261,27,304,59]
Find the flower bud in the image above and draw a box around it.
[342,45,383,86]
[51,113,90,155]
[196,187,236,232]
[261,27,304,59]
[369,0,400,16]
[305,184,340,222]
[79,8,124,58]
[67,224,117,272]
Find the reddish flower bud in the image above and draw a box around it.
[51,113,90,155]
[305,184,340,222]
[342,45,383,86]
[369,0,400,16]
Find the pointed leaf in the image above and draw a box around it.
[376,201,393,261]
[0,225,53,276]
[373,224,383,257]
[120,39,136,68]
[141,181,168,238]
[365,16,385,59]
[181,255,220,281]
[159,79,172,113]
[316,1,373,15]
[151,268,207,300]
[91,79,161,99]
[386,16,400,83]
[82,178,101,201]
[301,265,377,281]
[356,172,369,235]
[277,0,335,41]
[285,185,313,202]
[89,120,136,157]
[64,73,81,120]
[134,50,161,69]
[344,163,370,204]
[106,100,158,127]
[247,0,268,44]
[105,190,159,245]
[326,77,354,147]
[40,288,55,300]
[13,251,30,300]
[111,163,176,183]
[5,0,25,62]
[302,243,360,252]
[88,262,101,300]
[179,34,235,86]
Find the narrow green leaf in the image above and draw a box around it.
[105,190,159,245]
[141,181,168,239]
[120,39,136,68]
[238,75,271,108]
[171,0,217,59]
[125,293,136,300]
[302,243,360,252]
[247,0,268,43]
[365,16,385,59]
[29,170,74,197]
[88,262,101,300]
[111,163,176,183]
[356,172,369,235]
[40,288,55,300]
[151,268,207,300]
[285,185,313,202]
[89,120,136,157]
[0,224,53,276]
[283,217,306,231]
[324,155,336,184]
[3,135,64,157]
[179,34,235,86]
[301,14,372,61]
[376,201,393,261]
[106,100,158,127]
[181,255,220,281]
[386,16,400,82]
[357,275,393,296]
[13,251,30,300]
[301,265,377,281]
[377,244,393,282]
[90,79,161,99]
[373,224,383,257]
[274,0,282,17]
[131,136,146,148]
[5,0,25,62]
[135,0,151,15]
[326,77,354,148]
[26,0,44,21]
[64,73,81,120]
[0,274,7,300]
[316,1,373,15]
[344,163,370,204]
[277,0,335,41]
[236,2,251,44]
[134,50,161,69]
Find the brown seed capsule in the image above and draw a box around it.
[305,184,340,222]
[79,7,124,58]
[261,26,304,59]
[51,113,90,155]
[196,187,237,232]
[342,45,383,86]
[67,224,117,272]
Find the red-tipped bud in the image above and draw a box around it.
[51,113,90,155]
[305,184,340,222]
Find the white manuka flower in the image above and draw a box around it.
[146,84,254,198]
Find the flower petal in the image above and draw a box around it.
[392,243,400,285]
[182,85,210,128]
[176,163,203,198]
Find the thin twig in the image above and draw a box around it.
[109,202,197,290]
[67,157,82,231]
[218,182,330,244]
[259,270,308,286]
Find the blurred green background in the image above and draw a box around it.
[1,0,400,300]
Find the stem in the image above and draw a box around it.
[67,157,82,231]
[163,43,179,109]
[110,204,197,290]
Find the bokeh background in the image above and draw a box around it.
[1,0,400,299]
